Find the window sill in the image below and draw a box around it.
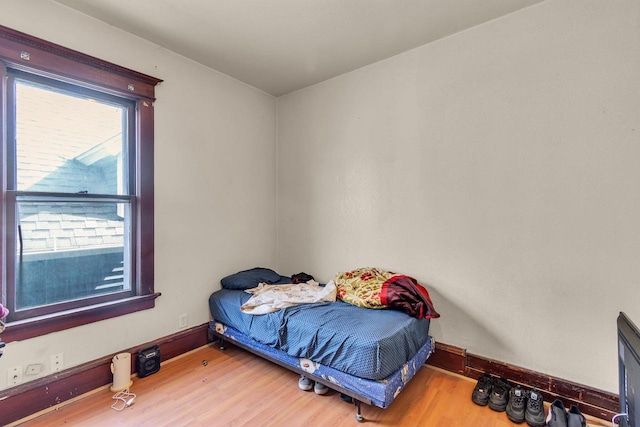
[1,293,161,342]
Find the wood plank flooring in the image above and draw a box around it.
[14,344,610,427]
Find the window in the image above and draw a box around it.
[0,25,162,341]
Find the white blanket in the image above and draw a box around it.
[240,280,337,315]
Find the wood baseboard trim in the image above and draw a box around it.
[426,341,467,374]
[426,341,619,421]
[0,323,209,426]
[1,331,618,424]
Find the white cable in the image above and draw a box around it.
[611,413,628,426]
[111,388,136,411]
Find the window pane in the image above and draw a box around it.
[15,200,131,310]
[15,80,127,195]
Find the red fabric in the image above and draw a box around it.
[380,275,440,319]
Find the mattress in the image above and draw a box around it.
[208,288,431,380]
[209,320,434,409]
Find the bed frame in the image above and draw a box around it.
[207,321,434,422]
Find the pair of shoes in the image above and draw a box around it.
[505,384,545,426]
[546,399,586,427]
[472,374,545,426]
[298,375,329,395]
[471,373,511,410]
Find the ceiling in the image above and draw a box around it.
[54,0,545,97]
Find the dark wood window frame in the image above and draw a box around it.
[0,25,162,342]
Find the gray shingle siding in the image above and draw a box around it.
[16,79,125,254]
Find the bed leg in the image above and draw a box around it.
[354,400,364,423]
[218,338,226,350]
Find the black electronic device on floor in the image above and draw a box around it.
[137,344,161,378]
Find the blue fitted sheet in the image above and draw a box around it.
[208,288,431,380]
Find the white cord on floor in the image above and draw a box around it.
[111,388,136,411]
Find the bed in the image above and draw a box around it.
[207,268,438,422]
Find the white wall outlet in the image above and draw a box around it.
[8,366,23,386]
[178,313,188,329]
[51,353,64,372]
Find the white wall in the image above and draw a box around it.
[2,0,638,397]
[0,0,277,389]
[277,0,640,392]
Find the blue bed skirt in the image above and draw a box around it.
[208,320,434,409]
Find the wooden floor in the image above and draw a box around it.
[15,344,610,427]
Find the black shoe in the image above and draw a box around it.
[506,385,527,423]
[524,389,545,427]
[488,377,511,412]
[471,373,493,406]
[567,405,586,427]
[546,399,567,427]
[339,393,353,403]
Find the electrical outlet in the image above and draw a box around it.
[51,353,64,373]
[178,313,188,329]
[8,366,23,386]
